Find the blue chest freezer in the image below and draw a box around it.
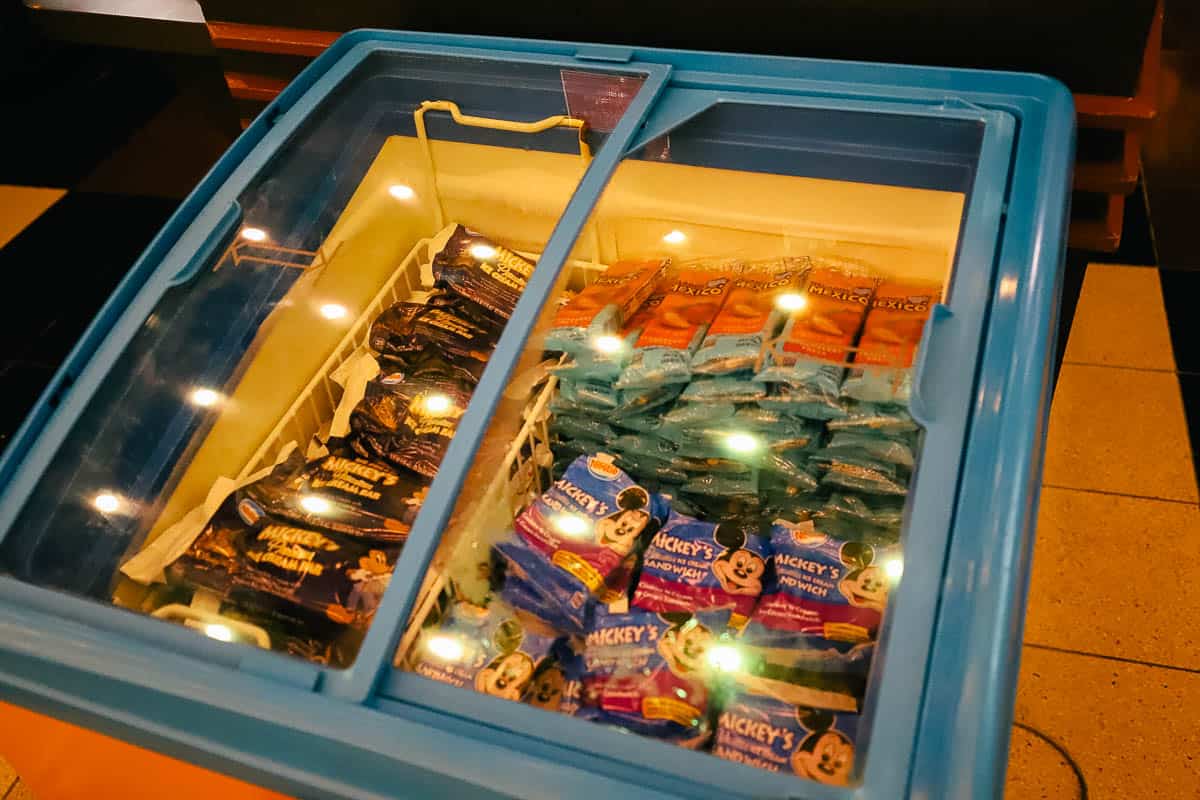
[0,30,1072,800]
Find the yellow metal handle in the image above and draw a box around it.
[415,100,593,233]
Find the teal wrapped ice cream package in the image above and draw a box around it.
[714,692,859,785]
[678,375,767,404]
[407,599,558,703]
[616,271,733,389]
[825,401,918,435]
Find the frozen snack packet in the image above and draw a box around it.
[756,519,897,643]
[544,258,669,355]
[167,497,400,627]
[240,443,426,542]
[408,598,558,703]
[755,269,878,415]
[348,372,472,479]
[615,271,734,389]
[822,431,916,469]
[551,281,670,383]
[678,375,768,404]
[691,268,807,375]
[554,640,587,716]
[368,301,496,383]
[579,605,731,746]
[633,513,770,625]
[825,401,919,435]
[432,225,535,325]
[492,455,667,631]
[615,383,684,415]
[757,384,849,421]
[662,402,738,428]
[840,281,941,404]
[814,454,910,496]
[714,692,860,786]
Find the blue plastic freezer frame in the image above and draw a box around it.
[0,28,1074,800]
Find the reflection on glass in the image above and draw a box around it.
[387,184,416,201]
[319,303,348,320]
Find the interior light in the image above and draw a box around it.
[885,557,904,580]
[662,230,687,245]
[423,393,454,415]
[300,495,332,514]
[388,184,416,201]
[724,432,761,454]
[426,635,465,662]
[319,303,348,320]
[592,335,623,354]
[190,387,220,408]
[775,292,808,312]
[204,624,235,643]
[553,514,591,538]
[240,227,268,243]
[469,244,498,260]
[93,493,121,514]
[707,644,743,672]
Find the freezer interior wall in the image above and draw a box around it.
[116,132,965,613]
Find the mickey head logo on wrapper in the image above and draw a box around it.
[655,611,715,677]
[524,661,566,711]
[837,542,887,610]
[790,708,855,786]
[594,486,652,556]
[474,619,535,701]
[710,523,766,596]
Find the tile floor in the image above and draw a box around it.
[1004,263,1200,800]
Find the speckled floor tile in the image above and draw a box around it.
[1025,487,1200,668]
[1043,364,1199,502]
[1004,724,1083,800]
[1062,264,1176,371]
[1013,647,1200,799]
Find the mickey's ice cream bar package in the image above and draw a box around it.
[167,493,399,627]
[431,225,534,325]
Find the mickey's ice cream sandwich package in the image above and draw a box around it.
[493,455,666,632]
[632,514,770,625]
[714,692,859,786]
[578,605,730,746]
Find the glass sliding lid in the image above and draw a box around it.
[0,47,658,669]
[385,90,1013,797]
